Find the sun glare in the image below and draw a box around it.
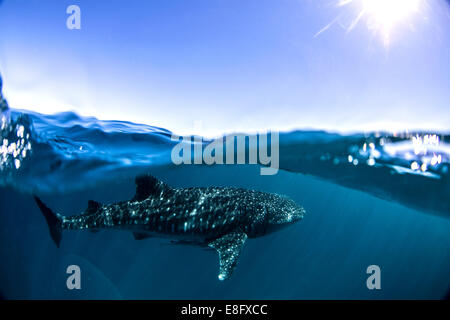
[321,0,427,46]
[361,0,422,42]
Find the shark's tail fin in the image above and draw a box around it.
[34,196,62,248]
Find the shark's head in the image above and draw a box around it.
[265,194,305,232]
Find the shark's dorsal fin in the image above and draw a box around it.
[132,232,152,240]
[86,200,101,214]
[208,232,247,281]
[133,174,170,201]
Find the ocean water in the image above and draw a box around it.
[0,85,449,299]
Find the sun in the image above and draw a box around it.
[318,0,426,46]
[360,0,422,43]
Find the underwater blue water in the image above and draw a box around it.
[0,84,449,299]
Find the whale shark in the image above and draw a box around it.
[34,175,305,280]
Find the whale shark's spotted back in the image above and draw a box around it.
[34,174,305,280]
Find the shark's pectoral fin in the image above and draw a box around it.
[132,232,152,240]
[208,232,248,281]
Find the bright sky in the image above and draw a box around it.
[0,0,449,136]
